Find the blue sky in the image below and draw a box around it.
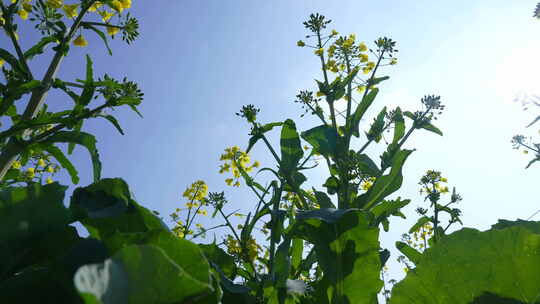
[3,0,540,287]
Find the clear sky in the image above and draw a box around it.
[3,0,540,290]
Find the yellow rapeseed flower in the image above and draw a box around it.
[62,4,78,18]
[18,9,29,20]
[390,58,397,65]
[356,86,366,93]
[27,167,35,178]
[314,48,324,56]
[46,166,54,173]
[37,159,46,167]
[109,0,123,12]
[73,34,88,47]
[296,40,305,47]
[99,10,114,22]
[120,0,131,9]
[331,29,338,36]
[12,160,21,169]
[0,16,5,26]
[359,42,368,52]
[107,26,120,36]
[359,53,369,63]
[46,177,53,184]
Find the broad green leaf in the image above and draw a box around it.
[0,183,70,243]
[280,119,303,174]
[70,178,132,220]
[391,107,405,144]
[292,208,382,304]
[354,149,413,210]
[72,179,168,239]
[350,88,378,137]
[390,221,540,304]
[102,229,212,287]
[40,131,102,182]
[408,216,431,233]
[355,153,381,176]
[371,197,410,227]
[0,267,81,303]
[41,144,79,184]
[24,36,58,60]
[199,243,237,279]
[366,106,387,142]
[301,124,339,158]
[75,245,214,304]
[395,241,421,265]
[313,189,335,208]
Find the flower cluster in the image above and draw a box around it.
[3,149,60,188]
[402,222,434,251]
[218,146,259,187]
[5,0,137,47]
[360,176,376,191]
[169,180,209,239]
[224,234,262,262]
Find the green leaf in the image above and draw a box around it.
[355,153,381,176]
[0,183,70,244]
[366,106,387,142]
[354,149,413,210]
[24,36,58,60]
[70,178,132,221]
[313,189,335,208]
[75,245,214,304]
[79,55,95,106]
[246,122,283,153]
[291,208,382,304]
[392,107,405,144]
[290,238,303,274]
[40,131,102,182]
[371,197,410,228]
[403,111,443,136]
[71,179,167,239]
[301,124,339,158]
[41,144,79,184]
[350,88,379,137]
[199,243,237,279]
[82,24,113,55]
[279,119,303,174]
[408,216,431,233]
[395,241,422,265]
[102,230,213,287]
[323,176,339,195]
[99,114,124,135]
[0,48,27,76]
[368,76,390,87]
[390,221,540,303]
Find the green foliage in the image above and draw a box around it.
[390,220,540,303]
[291,209,382,304]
